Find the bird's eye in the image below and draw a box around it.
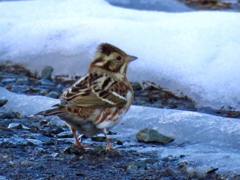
[116,56,121,61]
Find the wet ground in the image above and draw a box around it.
[0,111,230,180]
[0,63,239,179]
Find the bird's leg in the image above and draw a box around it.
[71,128,92,148]
[71,128,84,148]
[103,129,114,150]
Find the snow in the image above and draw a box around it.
[1,86,240,174]
[0,0,240,110]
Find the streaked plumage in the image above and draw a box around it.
[36,43,137,150]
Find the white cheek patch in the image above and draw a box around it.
[95,62,104,66]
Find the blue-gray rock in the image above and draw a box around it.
[41,66,54,80]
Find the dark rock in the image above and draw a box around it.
[0,99,8,107]
[206,167,218,174]
[41,66,53,80]
[91,136,106,142]
[116,140,123,145]
[136,128,174,145]
[131,82,142,90]
[64,146,85,155]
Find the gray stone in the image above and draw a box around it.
[136,128,174,145]
[41,66,54,80]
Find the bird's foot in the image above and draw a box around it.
[105,143,115,151]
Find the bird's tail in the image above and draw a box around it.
[35,108,63,116]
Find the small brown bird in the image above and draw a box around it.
[36,43,137,150]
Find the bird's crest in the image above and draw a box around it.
[97,43,126,56]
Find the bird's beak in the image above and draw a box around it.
[126,55,138,62]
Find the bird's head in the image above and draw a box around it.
[89,43,137,75]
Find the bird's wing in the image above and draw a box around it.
[60,73,129,107]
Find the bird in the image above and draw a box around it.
[36,43,137,150]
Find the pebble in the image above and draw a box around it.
[20,160,34,167]
[116,140,123,145]
[136,128,174,145]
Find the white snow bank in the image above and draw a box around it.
[0,0,240,110]
[1,86,240,174]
